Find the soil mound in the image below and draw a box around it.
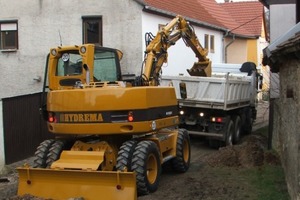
[204,134,280,167]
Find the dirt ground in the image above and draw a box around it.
[1,101,279,200]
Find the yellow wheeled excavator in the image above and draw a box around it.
[17,15,211,200]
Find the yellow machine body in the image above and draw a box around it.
[47,86,179,135]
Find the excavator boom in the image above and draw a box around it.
[143,15,212,86]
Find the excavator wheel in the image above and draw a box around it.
[131,140,161,196]
[46,140,67,168]
[171,129,191,173]
[116,140,137,171]
[33,139,55,168]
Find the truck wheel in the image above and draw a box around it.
[243,108,253,135]
[171,129,191,173]
[33,139,55,168]
[132,141,161,196]
[225,120,234,146]
[46,140,66,168]
[233,116,242,144]
[116,140,137,171]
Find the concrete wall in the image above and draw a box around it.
[141,12,224,76]
[0,0,143,99]
[276,59,300,200]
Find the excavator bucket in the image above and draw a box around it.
[187,61,212,77]
[17,167,137,200]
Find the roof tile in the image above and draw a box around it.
[143,0,263,37]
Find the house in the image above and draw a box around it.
[0,0,264,171]
[261,0,298,199]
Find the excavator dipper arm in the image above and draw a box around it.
[142,15,212,86]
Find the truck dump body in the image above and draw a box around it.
[160,71,256,110]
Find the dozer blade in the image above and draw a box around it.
[17,167,137,200]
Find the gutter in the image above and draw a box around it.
[223,31,236,63]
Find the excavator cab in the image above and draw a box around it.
[48,45,123,90]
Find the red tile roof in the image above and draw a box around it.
[141,0,263,37]
[220,1,264,37]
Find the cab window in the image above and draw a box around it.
[93,50,118,82]
[56,52,82,76]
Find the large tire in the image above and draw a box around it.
[131,141,161,196]
[46,140,66,168]
[225,120,234,146]
[233,116,242,144]
[116,140,137,171]
[171,129,191,173]
[33,139,55,168]
[243,108,253,135]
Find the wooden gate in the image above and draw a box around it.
[2,93,52,164]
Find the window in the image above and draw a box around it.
[204,34,215,53]
[56,51,83,76]
[93,49,118,82]
[210,35,215,53]
[204,34,209,50]
[82,16,102,45]
[0,21,18,50]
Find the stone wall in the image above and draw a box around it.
[272,58,300,200]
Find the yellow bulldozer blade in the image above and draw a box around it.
[17,167,137,200]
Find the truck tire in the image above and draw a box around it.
[131,140,161,196]
[243,108,253,135]
[116,140,137,171]
[233,116,242,144]
[46,140,66,168]
[225,120,234,146]
[171,129,191,173]
[33,139,55,168]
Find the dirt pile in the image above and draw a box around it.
[204,134,280,168]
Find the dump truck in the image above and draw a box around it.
[160,62,262,148]
[17,15,211,200]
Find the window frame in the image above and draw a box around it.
[82,16,103,45]
[0,20,18,51]
[204,34,209,50]
[210,35,215,53]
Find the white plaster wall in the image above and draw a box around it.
[141,13,223,76]
[0,100,5,173]
[269,4,296,99]
[0,0,143,99]
[270,4,296,42]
